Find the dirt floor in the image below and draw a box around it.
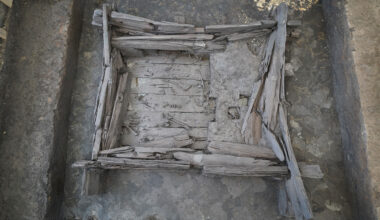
[62,1,352,219]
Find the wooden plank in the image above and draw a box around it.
[103,4,110,66]
[99,146,133,155]
[133,147,195,153]
[121,127,208,146]
[227,29,271,41]
[0,0,12,8]
[191,141,208,150]
[128,94,210,113]
[205,20,276,34]
[112,39,225,53]
[207,141,277,159]
[104,72,129,149]
[97,157,191,169]
[134,134,193,148]
[128,63,210,80]
[92,128,102,160]
[173,152,276,167]
[260,3,288,130]
[113,34,214,41]
[129,77,207,96]
[203,165,288,177]
[262,125,285,161]
[125,111,214,128]
[127,55,209,66]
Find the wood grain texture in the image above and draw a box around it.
[203,165,288,176]
[207,141,277,159]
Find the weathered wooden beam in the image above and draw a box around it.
[203,165,288,177]
[173,152,276,167]
[98,157,191,169]
[99,146,133,155]
[112,39,225,53]
[136,134,193,148]
[207,141,277,159]
[205,20,276,34]
[102,4,110,66]
[113,34,214,41]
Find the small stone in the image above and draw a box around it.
[325,200,342,212]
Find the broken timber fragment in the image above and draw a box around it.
[203,165,288,177]
[207,141,277,159]
[173,152,276,167]
[99,146,133,155]
[262,125,285,162]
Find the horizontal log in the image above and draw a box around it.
[98,157,191,169]
[112,39,225,53]
[203,165,288,177]
[205,20,276,34]
[99,146,133,155]
[113,34,214,41]
[133,146,195,153]
[173,152,276,167]
[207,141,277,159]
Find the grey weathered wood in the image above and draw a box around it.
[173,152,276,167]
[128,63,210,80]
[134,134,193,148]
[278,181,289,216]
[279,105,313,219]
[129,77,206,96]
[202,165,288,177]
[207,141,277,159]
[134,147,195,153]
[95,67,111,129]
[113,34,214,41]
[125,111,213,128]
[112,152,155,159]
[262,125,285,161]
[226,29,271,41]
[103,4,110,66]
[191,141,208,150]
[299,163,324,179]
[241,80,262,133]
[205,20,276,34]
[92,128,102,160]
[127,55,209,66]
[97,157,191,169]
[112,39,225,53]
[99,146,133,155]
[104,72,129,150]
[72,160,97,168]
[260,3,288,130]
[128,93,210,113]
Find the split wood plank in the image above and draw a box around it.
[203,165,288,177]
[92,128,102,160]
[173,152,276,167]
[129,77,207,96]
[104,72,129,150]
[133,147,195,153]
[97,157,191,169]
[113,34,214,41]
[134,134,193,148]
[260,3,288,130]
[103,4,110,66]
[121,127,208,146]
[128,63,210,80]
[207,141,277,159]
[112,39,225,53]
[262,125,285,161]
[205,20,276,34]
[99,146,133,155]
[125,111,214,128]
[127,55,209,66]
[226,29,271,41]
[191,141,208,150]
[127,93,210,113]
